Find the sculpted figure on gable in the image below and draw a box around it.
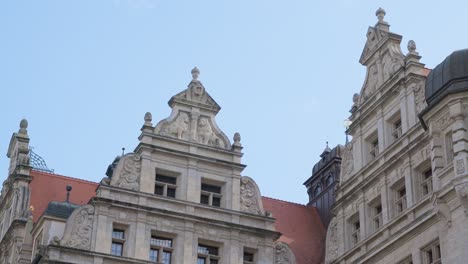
[240,176,264,215]
[274,242,296,264]
[160,112,190,140]
[110,153,141,191]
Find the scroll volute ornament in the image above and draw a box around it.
[60,204,95,250]
[240,176,264,215]
[110,153,141,191]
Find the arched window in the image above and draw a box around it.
[326,174,334,187]
[314,184,322,197]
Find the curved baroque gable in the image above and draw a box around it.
[274,241,296,264]
[109,153,141,191]
[60,204,95,250]
[240,176,264,215]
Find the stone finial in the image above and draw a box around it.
[19,119,28,134]
[144,112,152,123]
[376,8,386,22]
[191,67,200,81]
[352,93,359,105]
[233,132,241,144]
[407,40,417,53]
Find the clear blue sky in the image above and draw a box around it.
[1,1,467,204]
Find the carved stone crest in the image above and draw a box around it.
[274,241,296,264]
[60,204,95,250]
[110,153,141,191]
[325,217,339,263]
[240,176,264,215]
[160,112,190,140]
[341,143,354,182]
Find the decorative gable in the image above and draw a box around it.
[154,67,231,150]
[356,8,405,105]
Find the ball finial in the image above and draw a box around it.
[20,119,28,129]
[144,112,152,123]
[191,67,200,80]
[376,8,386,22]
[407,40,417,53]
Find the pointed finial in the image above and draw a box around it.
[122,147,125,156]
[66,185,72,203]
[326,141,329,148]
[376,8,386,22]
[407,40,417,53]
[19,119,28,134]
[144,112,152,123]
[191,67,200,80]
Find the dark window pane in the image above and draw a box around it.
[111,242,123,256]
[156,174,177,185]
[155,184,164,195]
[112,229,125,239]
[167,187,176,198]
[200,194,209,205]
[210,259,218,264]
[212,196,221,207]
[197,258,206,264]
[201,183,221,194]
[244,252,254,261]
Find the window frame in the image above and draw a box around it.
[155,169,179,199]
[111,226,126,257]
[200,182,223,207]
[149,235,173,264]
[421,240,441,264]
[197,243,220,264]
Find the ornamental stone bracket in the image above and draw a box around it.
[108,153,141,191]
[153,68,231,150]
[60,204,95,250]
[452,174,468,217]
[431,195,452,228]
[274,241,296,264]
[240,176,264,215]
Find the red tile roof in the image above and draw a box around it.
[262,196,326,264]
[29,170,98,221]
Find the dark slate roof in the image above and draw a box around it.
[425,49,468,105]
[43,201,80,219]
[303,145,343,186]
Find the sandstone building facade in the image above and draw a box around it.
[325,9,468,264]
[0,68,324,264]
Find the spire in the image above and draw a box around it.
[320,142,332,158]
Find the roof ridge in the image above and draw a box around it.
[261,196,307,207]
[31,169,99,186]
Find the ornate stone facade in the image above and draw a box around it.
[326,9,468,264]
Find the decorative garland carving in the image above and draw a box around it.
[60,204,95,250]
[240,176,264,215]
[274,241,296,264]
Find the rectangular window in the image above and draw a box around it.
[369,200,382,231]
[422,240,441,264]
[421,168,433,196]
[155,174,177,198]
[200,183,222,207]
[397,256,413,264]
[369,136,379,160]
[392,119,402,141]
[198,244,220,264]
[243,250,255,264]
[394,185,407,215]
[149,236,173,264]
[348,214,360,247]
[111,228,125,256]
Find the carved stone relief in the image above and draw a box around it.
[240,176,264,215]
[456,159,465,175]
[431,112,452,133]
[196,117,225,148]
[341,143,354,182]
[110,153,141,191]
[325,217,339,263]
[60,204,95,250]
[274,241,296,264]
[413,83,427,114]
[160,112,190,140]
[454,181,468,216]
